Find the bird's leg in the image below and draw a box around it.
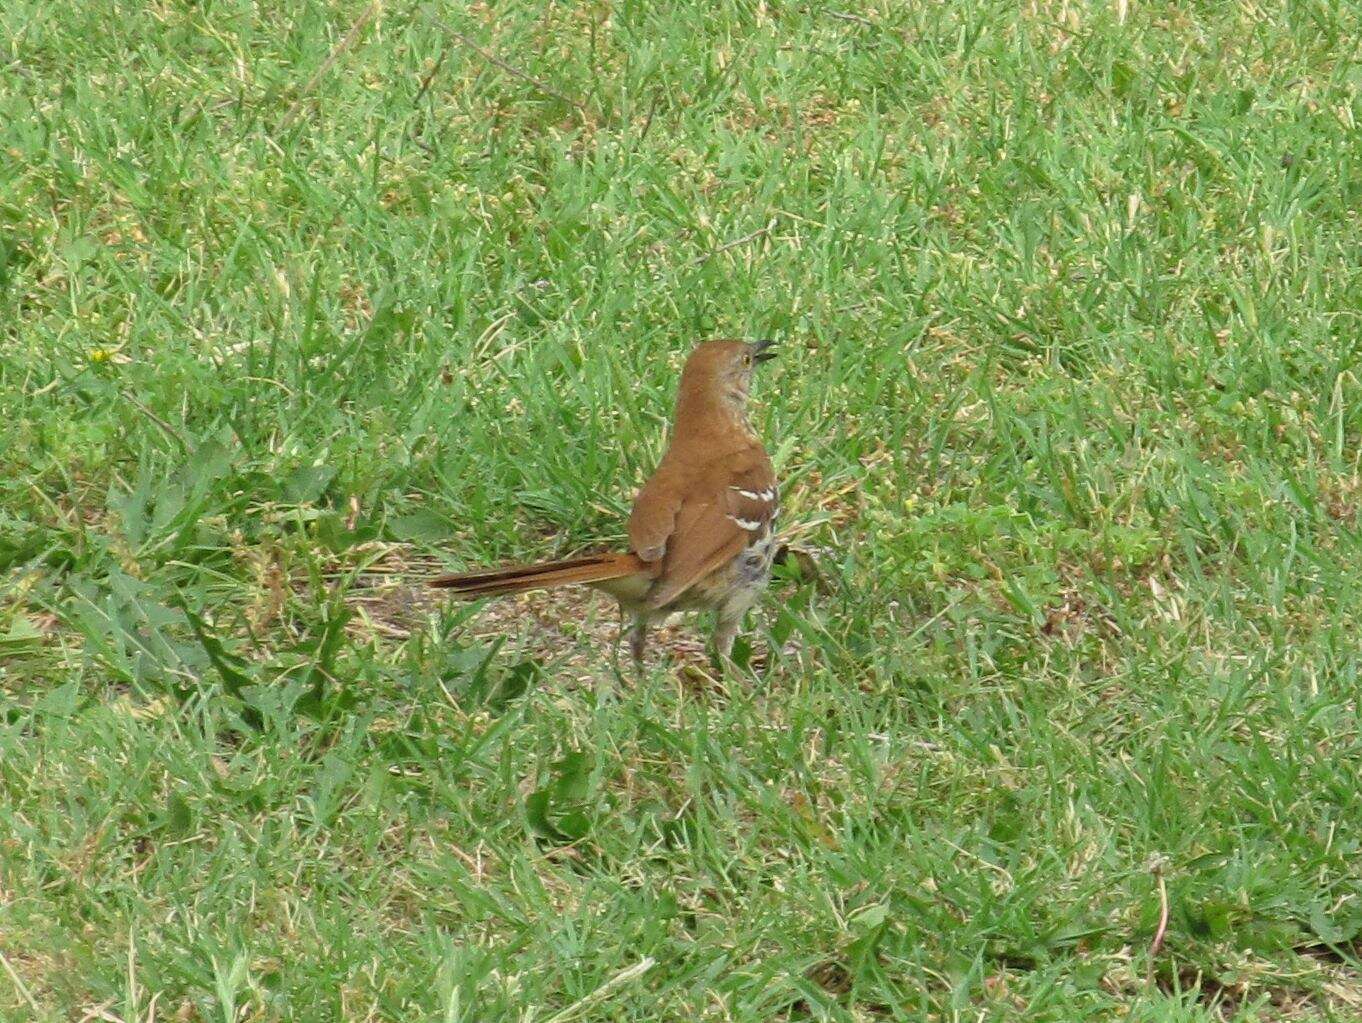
[628,614,649,677]
[606,610,650,692]
[605,601,627,696]
[711,606,745,675]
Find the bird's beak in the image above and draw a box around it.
[752,339,778,363]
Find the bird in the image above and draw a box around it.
[429,339,780,669]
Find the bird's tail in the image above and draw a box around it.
[427,551,650,599]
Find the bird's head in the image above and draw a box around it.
[677,339,777,413]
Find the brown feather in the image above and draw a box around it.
[428,552,648,598]
[641,448,776,610]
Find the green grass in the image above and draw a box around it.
[4,0,1362,1019]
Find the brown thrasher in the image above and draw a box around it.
[429,339,779,666]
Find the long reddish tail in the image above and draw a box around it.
[427,551,649,599]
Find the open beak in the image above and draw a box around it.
[752,339,778,363]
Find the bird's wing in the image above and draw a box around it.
[643,449,777,610]
[628,462,683,562]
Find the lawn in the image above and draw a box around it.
[4,0,1362,1019]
